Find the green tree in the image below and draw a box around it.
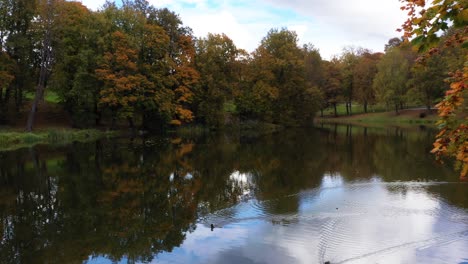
[137,23,174,128]
[0,51,15,121]
[26,0,57,131]
[3,0,38,113]
[408,52,447,110]
[247,29,321,125]
[373,47,410,114]
[340,47,360,115]
[195,33,239,127]
[49,1,103,127]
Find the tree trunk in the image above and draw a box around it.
[111,115,117,130]
[128,117,135,130]
[333,103,338,117]
[349,101,352,115]
[1,86,11,114]
[364,102,368,113]
[346,102,349,116]
[94,102,101,126]
[320,109,323,117]
[26,69,47,131]
[26,0,54,132]
[395,103,399,115]
[15,85,22,113]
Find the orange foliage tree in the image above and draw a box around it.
[96,31,147,128]
[171,34,199,126]
[400,0,467,178]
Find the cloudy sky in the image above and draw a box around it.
[79,0,407,59]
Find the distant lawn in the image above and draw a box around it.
[316,108,438,127]
[224,101,237,114]
[25,90,60,104]
[321,103,388,117]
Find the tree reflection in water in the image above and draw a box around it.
[0,125,462,263]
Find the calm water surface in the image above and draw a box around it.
[0,125,467,264]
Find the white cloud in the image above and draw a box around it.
[78,0,107,11]
[79,0,408,59]
[262,0,408,57]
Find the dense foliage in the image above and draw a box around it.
[0,1,465,140]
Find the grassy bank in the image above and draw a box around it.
[0,129,117,151]
[316,109,438,128]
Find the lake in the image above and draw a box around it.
[0,125,467,264]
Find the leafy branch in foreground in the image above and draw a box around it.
[399,0,467,178]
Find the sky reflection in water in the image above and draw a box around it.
[152,176,468,264]
[0,125,467,264]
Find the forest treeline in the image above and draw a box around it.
[0,0,465,131]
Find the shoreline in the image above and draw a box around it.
[0,129,118,152]
[0,109,439,151]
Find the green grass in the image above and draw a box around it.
[25,90,60,104]
[0,129,117,151]
[350,113,436,124]
[224,101,237,114]
[321,103,389,116]
[316,111,438,128]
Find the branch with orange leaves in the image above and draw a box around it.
[431,64,468,179]
[399,0,467,179]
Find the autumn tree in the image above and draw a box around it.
[95,31,144,129]
[353,51,381,113]
[400,0,468,178]
[303,44,325,116]
[322,59,343,117]
[92,3,198,131]
[239,29,322,125]
[145,8,199,129]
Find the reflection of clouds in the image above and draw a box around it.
[229,171,256,198]
[154,176,468,264]
[320,174,344,188]
[156,224,251,264]
[184,173,193,181]
[169,173,174,182]
[230,171,253,185]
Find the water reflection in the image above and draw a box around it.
[158,178,468,264]
[0,125,466,263]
